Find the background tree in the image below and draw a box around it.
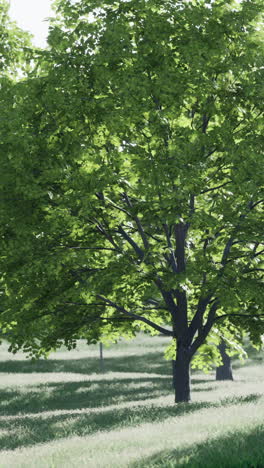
[216,339,233,381]
[0,0,264,402]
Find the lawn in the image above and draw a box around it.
[0,334,263,468]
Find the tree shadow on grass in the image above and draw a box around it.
[1,377,259,418]
[0,387,261,451]
[0,352,171,376]
[131,423,264,468]
[0,376,173,415]
[0,400,209,451]
[192,386,216,393]
[0,347,262,453]
[191,378,214,385]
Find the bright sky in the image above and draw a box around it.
[9,0,54,47]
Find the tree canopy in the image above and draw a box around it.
[0,0,263,401]
[0,0,32,76]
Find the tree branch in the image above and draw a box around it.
[118,225,144,260]
[250,200,263,209]
[202,113,210,134]
[97,295,173,336]
[95,219,123,252]
[163,223,177,273]
[221,237,234,266]
[62,302,106,307]
[220,199,262,268]
[214,313,264,322]
[187,294,213,345]
[123,193,149,250]
[189,194,195,219]
[242,268,264,274]
[200,181,231,194]
[173,223,189,335]
[154,278,177,316]
[104,196,132,217]
[190,301,218,355]
[254,249,264,258]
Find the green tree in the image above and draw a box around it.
[0,0,32,76]
[215,339,234,381]
[1,0,264,402]
[0,0,33,336]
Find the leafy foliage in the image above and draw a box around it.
[0,0,263,397]
[0,0,32,76]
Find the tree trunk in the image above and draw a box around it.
[216,340,233,381]
[174,344,191,402]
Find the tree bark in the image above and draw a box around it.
[216,340,233,381]
[174,344,191,402]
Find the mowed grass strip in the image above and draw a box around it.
[0,335,263,467]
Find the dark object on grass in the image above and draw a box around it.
[216,341,233,381]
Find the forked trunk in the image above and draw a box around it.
[216,340,233,381]
[174,344,191,402]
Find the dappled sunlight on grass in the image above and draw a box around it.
[0,335,263,467]
[133,423,264,467]
[0,371,169,388]
[0,376,173,418]
[1,397,264,468]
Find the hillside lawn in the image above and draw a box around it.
[0,334,263,468]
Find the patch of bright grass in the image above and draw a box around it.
[0,334,263,467]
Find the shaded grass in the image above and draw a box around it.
[0,384,260,451]
[0,376,172,416]
[0,334,263,467]
[132,424,264,468]
[0,352,171,376]
[0,400,206,451]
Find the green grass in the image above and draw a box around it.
[0,335,263,467]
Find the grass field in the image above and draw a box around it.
[0,334,263,468]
